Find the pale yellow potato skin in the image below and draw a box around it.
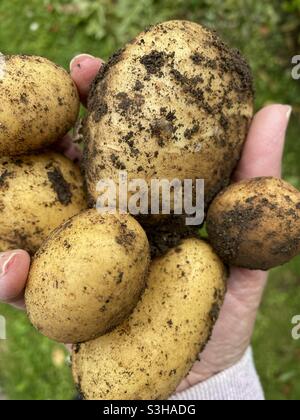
[25,210,150,344]
[85,20,253,209]
[207,177,300,270]
[0,153,86,254]
[0,55,79,155]
[72,238,227,400]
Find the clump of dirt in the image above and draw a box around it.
[110,154,126,170]
[184,123,199,140]
[116,92,134,116]
[207,203,264,264]
[115,222,136,251]
[140,51,166,76]
[0,170,12,188]
[47,167,72,206]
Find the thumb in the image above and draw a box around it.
[0,250,30,309]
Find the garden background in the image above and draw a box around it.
[0,0,300,400]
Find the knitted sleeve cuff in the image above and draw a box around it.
[170,348,264,401]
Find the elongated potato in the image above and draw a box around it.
[207,177,300,270]
[0,55,79,155]
[72,238,227,400]
[0,153,86,254]
[25,210,150,344]
[85,20,253,211]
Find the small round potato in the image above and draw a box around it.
[25,210,150,344]
[0,55,79,155]
[84,20,253,211]
[0,153,86,254]
[72,238,227,400]
[207,177,300,270]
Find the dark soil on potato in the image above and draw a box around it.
[47,167,72,206]
[138,215,199,258]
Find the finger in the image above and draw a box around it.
[228,267,268,308]
[234,104,292,181]
[70,54,103,106]
[52,135,82,163]
[0,250,30,309]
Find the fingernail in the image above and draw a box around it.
[0,252,20,277]
[70,54,95,72]
[285,105,292,121]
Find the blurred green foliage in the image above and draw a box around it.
[0,306,74,400]
[283,0,300,12]
[0,0,300,400]
[254,256,300,400]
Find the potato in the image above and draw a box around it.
[84,20,253,211]
[0,153,86,254]
[0,55,79,155]
[25,209,150,344]
[72,238,227,400]
[207,177,300,270]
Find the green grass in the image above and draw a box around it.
[1,0,300,400]
[253,256,300,400]
[0,306,75,400]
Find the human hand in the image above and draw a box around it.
[62,60,291,390]
[0,54,103,310]
[0,56,292,396]
[177,103,292,391]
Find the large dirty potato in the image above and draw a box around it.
[0,55,79,155]
[0,153,86,254]
[72,238,227,400]
[84,20,254,212]
[207,177,300,270]
[25,210,150,344]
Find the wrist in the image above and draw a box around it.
[177,345,250,393]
